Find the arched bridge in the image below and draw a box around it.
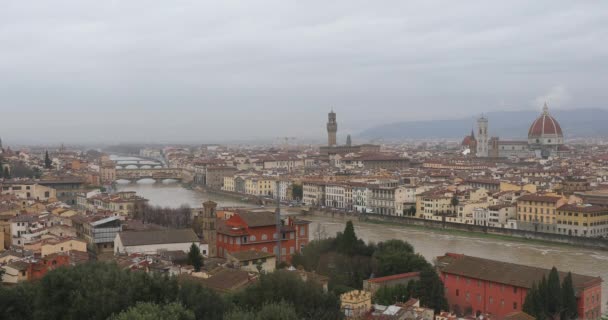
[116,168,184,182]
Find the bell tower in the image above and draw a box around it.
[327,110,337,147]
[202,201,217,257]
[476,115,489,157]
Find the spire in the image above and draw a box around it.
[470,128,475,139]
[542,102,549,114]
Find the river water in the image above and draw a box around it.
[116,183,607,308]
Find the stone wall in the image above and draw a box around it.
[306,210,608,251]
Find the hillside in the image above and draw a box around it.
[359,108,608,140]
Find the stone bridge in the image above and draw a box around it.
[116,168,185,182]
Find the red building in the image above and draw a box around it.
[27,252,71,280]
[216,211,310,262]
[437,253,602,320]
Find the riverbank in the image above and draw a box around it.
[301,210,608,251]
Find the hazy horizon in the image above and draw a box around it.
[2,1,608,144]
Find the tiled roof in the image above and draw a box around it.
[438,254,600,295]
[118,229,199,246]
[367,272,420,284]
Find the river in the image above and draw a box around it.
[115,183,607,308]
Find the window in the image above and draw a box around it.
[465,292,470,302]
[513,302,517,310]
[456,289,459,297]
[489,296,494,304]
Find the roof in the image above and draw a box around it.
[118,229,199,246]
[517,194,563,203]
[367,272,420,284]
[528,103,563,138]
[228,250,275,262]
[179,268,253,293]
[503,312,536,320]
[438,254,601,296]
[239,211,277,227]
[558,204,608,213]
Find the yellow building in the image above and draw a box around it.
[557,204,608,238]
[223,176,235,192]
[41,238,87,257]
[340,290,372,319]
[245,177,276,197]
[417,192,453,217]
[516,194,567,224]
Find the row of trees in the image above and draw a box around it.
[136,204,192,228]
[523,267,578,320]
[0,262,343,320]
[291,221,448,312]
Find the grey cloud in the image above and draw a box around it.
[1,1,607,144]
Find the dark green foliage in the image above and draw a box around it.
[0,282,37,320]
[336,221,358,255]
[291,184,303,200]
[110,302,195,320]
[291,221,448,313]
[523,267,578,320]
[561,273,577,320]
[523,283,543,320]
[224,301,299,320]
[0,263,225,320]
[178,281,228,319]
[547,267,562,317]
[374,282,415,305]
[230,270,343,320]
[187,243,203,272]
[44,151,52,169]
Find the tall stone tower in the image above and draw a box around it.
[346,134,352,146]
[327,110,337,147]
[476,115,489,157]
[201,201,217,257]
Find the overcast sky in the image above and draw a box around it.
[1,1,608,145]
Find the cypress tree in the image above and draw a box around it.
[338,221,358,255]
[561,272,577,320]
[44,151,52,169]
[187,243,203,272]
[547,267,562,318]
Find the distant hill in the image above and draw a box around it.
[359,108,608,140]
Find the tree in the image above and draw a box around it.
[225,301,299,320]
[3,166,9,179]
[546,267,562,318]
[450,195,459,216]
[561,272,577,320]
[292,184,303,201]
[44,151,52,169]
[230,270,343,320]
[336,221,358,255]
[523,283,543,320]
[110,302,195,320]
[187,243,203,272]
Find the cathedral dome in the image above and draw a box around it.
[528,103,563,139]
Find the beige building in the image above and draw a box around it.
[226,250,276,273]
[100,163,117,184]
[41,238,87,257]
[0,182,56,201]
[303,182,324,206]
[340,290,372,319]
